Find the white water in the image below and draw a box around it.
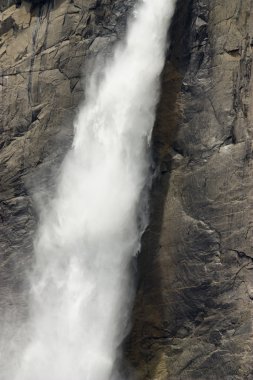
[3,0,176,379]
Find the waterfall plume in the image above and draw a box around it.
[2,0,176,379]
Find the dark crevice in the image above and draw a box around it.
[123,1,194,379]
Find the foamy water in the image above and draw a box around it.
[1,0,176,379]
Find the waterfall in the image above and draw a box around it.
[6,0,176,379]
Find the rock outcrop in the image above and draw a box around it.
[1,0,253,379]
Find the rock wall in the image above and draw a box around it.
[126,0,253,379]
[1,0,253,379]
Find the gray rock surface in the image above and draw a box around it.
[126,0,253,379]
[1,0,253,379]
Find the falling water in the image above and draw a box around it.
[3,0,176,379]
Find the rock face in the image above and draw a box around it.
[126,0,253,379]
[1,0,253,379]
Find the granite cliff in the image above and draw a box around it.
[1,0,253,379]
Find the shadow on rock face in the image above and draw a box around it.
[124,0,253,377]
[123,1,194,378]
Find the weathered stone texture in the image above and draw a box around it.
[126,0,253,379]
[1,0,253,379]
